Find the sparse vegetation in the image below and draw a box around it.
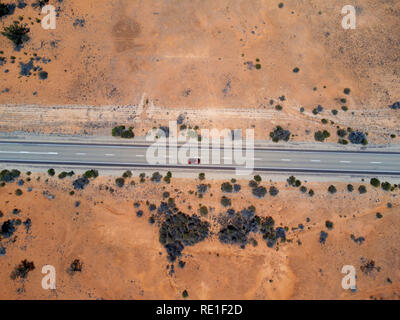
[314,130,330,142]
[270,126,290,142]
[112,125,134,138]
[328,185,337,194]
[358,185,367,194]
[1,21,30,47]
[370,178,380,188]
[115,177,125,188]
[220,196,232,207]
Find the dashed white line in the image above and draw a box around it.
[340,160,352,163]
[281,159,291,162]
[136,154,145,157]
[310,160,321,162]
[370,161,382,164]
[0,151,58,155]
[105,154,115,157]
[75,153,86,156]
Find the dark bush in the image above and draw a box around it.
[0,169,20,183]
[381,182,391,191]
[249,180,258,188]
[337,129,347,137]
[84,169,98,179]
[47,168,55,176]
[314,130,330,142]
[308,189,315,197]
[319,231,328,244]
[220,196,232,207]
[328,185,337,194]
[72,176,89,190]
[358,185,367,194]
[199,206,208,216]
[0,3,15,18]
[10,260,35,280]
[349,131,367,145]
[233,184,241,192]
[68,259,82,274]
[122,170,132,178]
[325,221,333,230]
[347,184,354,192]
[252,186,267,198]
[150,172,162,182]
[270,126,290,142]
[269,186,279,196]
[197,184,208,195]
[58,171,74,179]
[1,22,30,47]
[198,173,205,180]
[115,177,125,188]
[38,71,48,80]
[389,102,400,110]
[221,182,233,193]
[370,178,380,187]
[159,212,210,262]
[112,125,134,138]
[287,176,296,186]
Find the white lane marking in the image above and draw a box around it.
[310,159,321,162]
[136,154,145,157]
[340,160,352,163]
[281,159,291,162]
[0,151,58,155]
[253,158,262,161]
[105,154,115,157]
[370,161,382,164]
[75,153,86,155]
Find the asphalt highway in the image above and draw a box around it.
[1,141,400,175]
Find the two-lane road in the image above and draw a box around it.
[1,141,400,175]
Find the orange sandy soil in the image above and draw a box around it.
[0,0,399,143]
[0,170,399,299]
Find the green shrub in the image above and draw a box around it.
[347,184,354,192]
[122,170,132,178]
[1,22,30,47]
[47,168,55,176]
[328,185,337,194]
[221,182,233,193]
[381,182,391,191]
[199,206,208,216]
[84,169,98,179]
[358,185,367,194]
[220,196,231,207]
[198,173,205,180]
[370,178,380,188]
[254,175,262,182]
[115,177,125,188]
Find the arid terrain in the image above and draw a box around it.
[0,0,400,300]
[0,167,399,299]
[0,0,399,144]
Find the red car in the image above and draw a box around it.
[188,158,200,164]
